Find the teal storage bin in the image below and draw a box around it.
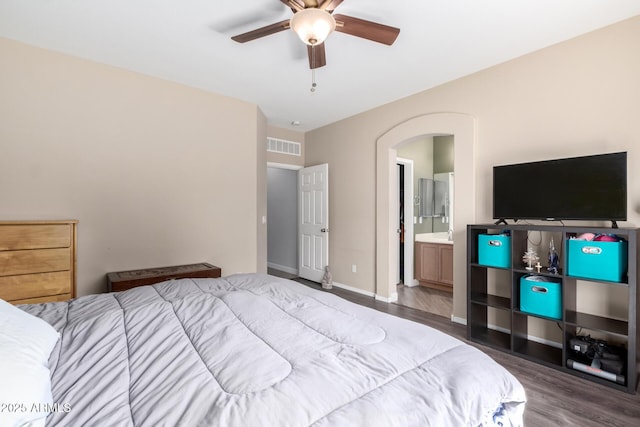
[567,239,628,282]
[478,234,511,268]
[520,275,562,319]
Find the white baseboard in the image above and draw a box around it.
[451,315,467,325]
[328,281,398,303]
[331,281,376,298]
[403,279,419,287]
[267,262,298,275]
[375,291,398,303]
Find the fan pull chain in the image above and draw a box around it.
[310,45,317,93]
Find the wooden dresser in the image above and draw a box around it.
[0,220,78,304]
[107,263,221,292]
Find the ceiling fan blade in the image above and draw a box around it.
[307,43,327,69]
[319,0,344,12]
[231,19,291,43]
[332,14,400,45]
[280,0,303,12]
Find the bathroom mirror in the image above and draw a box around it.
[418,178,434,217]
[419,173,453,221]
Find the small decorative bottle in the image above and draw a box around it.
[548,238,559,274]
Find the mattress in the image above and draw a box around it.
[21,273,526,426]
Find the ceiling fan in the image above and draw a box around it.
[231,0,400,69]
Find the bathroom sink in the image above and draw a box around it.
[415,232,453,245]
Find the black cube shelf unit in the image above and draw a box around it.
[467,223,638,393]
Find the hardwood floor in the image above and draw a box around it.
[395,284,453,318]
[280,273,640,427]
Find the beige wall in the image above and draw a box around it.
[305,16,640,319]
[433,135,454,174]
[266,125,305,167]
[433,136,454,234]
[0,38,267,296]
[397,137,434,234]
[304,117,379,293]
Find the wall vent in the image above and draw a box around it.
[267,137,301,156]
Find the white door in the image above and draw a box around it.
[397,158,416,286]
[298,163,329,282]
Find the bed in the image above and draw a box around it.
[2,273,526,427]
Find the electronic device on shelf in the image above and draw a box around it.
[493,152,627,227]
[567,335,626,385]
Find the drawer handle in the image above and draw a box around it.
[581,246,602,255]
[531,286,548,294]
[488,240,502,247]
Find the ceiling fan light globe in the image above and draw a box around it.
[290,8,336,45]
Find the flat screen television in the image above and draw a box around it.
[493,152,627,224]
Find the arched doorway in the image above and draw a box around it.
[375,113,476,321]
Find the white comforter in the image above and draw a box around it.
[23,273,526,426]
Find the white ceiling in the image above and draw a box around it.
[1,0,639,131]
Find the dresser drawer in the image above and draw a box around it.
[0,248,71,277]
[13,294,72,305]
[0,220,77,305]
[0,224,71,250]
[0,271,72,302]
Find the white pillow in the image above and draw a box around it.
[0,299,60,427]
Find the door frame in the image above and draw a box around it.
[266,162,302,276]
[375,113,476,321]
[396,157,417,287]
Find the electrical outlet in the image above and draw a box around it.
[351,264,357,273]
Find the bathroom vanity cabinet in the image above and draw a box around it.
[415,241,453,292]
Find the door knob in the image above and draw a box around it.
[321,228,328,232]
